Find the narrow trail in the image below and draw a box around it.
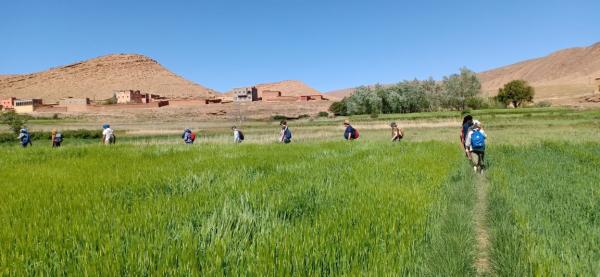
[474,173,494,276]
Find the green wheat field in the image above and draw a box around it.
[1,107,599,275]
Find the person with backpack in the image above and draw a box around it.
[232,126,244,143]
[51,129,63,147]
[390,122,404,142]
[182,128,195,144]
[17,128,32,148]
[461,115,474,158]
[343,120,358,140]
[279,120,292,144]
[465,120,487,172]
[102,124,115,145]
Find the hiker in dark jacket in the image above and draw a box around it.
[343,120,358,140]
[17,128,32,147]
[279,120,292,143]
[461,115,474,158]
[182,128,194,144]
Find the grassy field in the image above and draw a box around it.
[0,107,599,275]
[487,143,600,275]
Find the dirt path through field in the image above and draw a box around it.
[474,173,494,276]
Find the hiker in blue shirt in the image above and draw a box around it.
[182,128,195,144]
[465,120,487,172]
[17,128,32,147]
[279,120,292,144]
[343,120,358,140]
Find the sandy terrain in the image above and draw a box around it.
[0,54,216,102]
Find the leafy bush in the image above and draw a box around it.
[535,101,552,108]
[317,111,329,117]
[0,111,28,134]
[272,115,290,121]
[329,100,348,116]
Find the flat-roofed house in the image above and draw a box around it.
[233,87,259,102]
[1,97,16,110]
[14,99,43,114]
[116,90,150,104]
[59,98,91,112]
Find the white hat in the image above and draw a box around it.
[473,120,481,126]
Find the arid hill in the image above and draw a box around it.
[479,42,600,102]
[327,42,600,104]
[0,54,216,102]
[224,80,323,98]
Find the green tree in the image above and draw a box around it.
[346,86,382,115]
[443,67,482,110]
[496,80,535,108]
[328,99,348,116]
[0,111,28,134]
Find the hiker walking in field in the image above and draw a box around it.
[460,115,474,158]
[182,128,196,144]
[465,120,487,172]
[279,120,292,144]
[232,126,244,143]
[101,124,115,145]
[17,128,32,148]
[51,129,63,147]
[343,120,359,140]
[390,122,403,142]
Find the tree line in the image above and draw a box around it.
[329,68,536,116]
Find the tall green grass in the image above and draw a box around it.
[0,141,474,275]
[487,143,600,275]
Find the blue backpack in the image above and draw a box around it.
[284,128,292,140]
[54,133,63,143]
[21,133,30,144]
[471,130,485,149]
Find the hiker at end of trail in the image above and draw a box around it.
[17,128,32,148]
[343,120,359,140]
[51,129,63,148]
[279,120,292,144]
[232,126,244,143]
[465,120,487,172]
[390,122,404,142]
[461,115,474,158]
[102,124,116,145]
[182,128,196,144]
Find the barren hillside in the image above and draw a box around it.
[0,54,216,102]
[327,42,600,103]
[479,42,600,101]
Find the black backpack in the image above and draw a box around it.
[238,131,245,141]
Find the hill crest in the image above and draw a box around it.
[0,54,216,101]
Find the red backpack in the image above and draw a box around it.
[354,129,359,139]
[190,132,197,142]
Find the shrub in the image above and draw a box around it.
[0,111,28,134]
[317,111,329,117]
[535,101,552,108]
[272,115,290,121]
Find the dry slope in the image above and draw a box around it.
[0,54,216,102]
[478,42,600,101]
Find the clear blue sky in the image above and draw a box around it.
[1,0,598,92]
